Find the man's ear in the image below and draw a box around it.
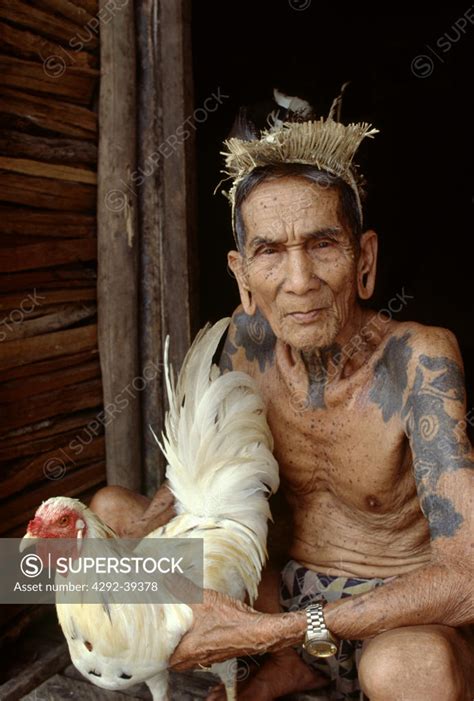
[357,229,378,300]
[227,250,257,315]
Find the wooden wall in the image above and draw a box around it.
[0,0,197,643]
[0,0,104,637]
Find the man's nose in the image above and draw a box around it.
[282,248,320,295]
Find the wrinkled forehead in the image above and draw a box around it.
[241,177,343,237]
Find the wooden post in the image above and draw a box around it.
[97,0,141,490]
[158,0,198,364]
[135,0,197,495]
[135,0,164,496]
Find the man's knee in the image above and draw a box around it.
[89,485,130,519]
[89,485,151,533]
[358,627,465,701]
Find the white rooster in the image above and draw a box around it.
[20,318,279,700]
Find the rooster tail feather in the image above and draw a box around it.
[155,317,279,529]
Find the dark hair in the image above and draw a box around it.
[234,163,363,253]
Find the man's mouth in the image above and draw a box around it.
[286,308,326,323]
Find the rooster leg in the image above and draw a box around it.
[212,659,237,701]
[146,671,169,701]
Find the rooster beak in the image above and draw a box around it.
[19,532,37,552]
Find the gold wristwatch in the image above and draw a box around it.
[303,603,338,658]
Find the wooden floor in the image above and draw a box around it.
[21,667,330,701]
[22,664,217,700]
[0,611,329,701]
[18,665,330,701]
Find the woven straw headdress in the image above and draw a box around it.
[220,86,379,242]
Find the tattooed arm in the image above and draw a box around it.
[323,326,474,639]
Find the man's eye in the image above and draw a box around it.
[316,240,331,249]
[257,247,277,255]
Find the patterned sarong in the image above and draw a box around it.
[280,559,397,701]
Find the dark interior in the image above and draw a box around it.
[192,3,474,413]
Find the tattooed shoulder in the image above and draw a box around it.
[219,306,276,375]
[368,323,460,424]
[369,330,413,422]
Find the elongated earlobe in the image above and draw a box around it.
[358,270,371,299]
[357,230,378,300]
[240,285,257,315]
[227,250,256,315]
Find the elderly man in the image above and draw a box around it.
[91,97,473,700]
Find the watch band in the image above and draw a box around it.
[306,602,329,635]
[303,602,338,658]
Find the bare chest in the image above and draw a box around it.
[256,365,413,514]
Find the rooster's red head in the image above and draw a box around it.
[19,497,92,566]
[24,497,88,541]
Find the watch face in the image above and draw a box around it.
[305,639,338,658]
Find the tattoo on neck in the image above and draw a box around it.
[220,308,276,373]
[302,344,342,409]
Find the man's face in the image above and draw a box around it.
[234,176,360,352]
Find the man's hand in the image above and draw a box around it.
[169,590,262,670]
[169,588,307,670]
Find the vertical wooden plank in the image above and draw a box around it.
[97,0,141,490]
[135,0,197,495]
[135,0,165,495]
[159,0,198,365]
